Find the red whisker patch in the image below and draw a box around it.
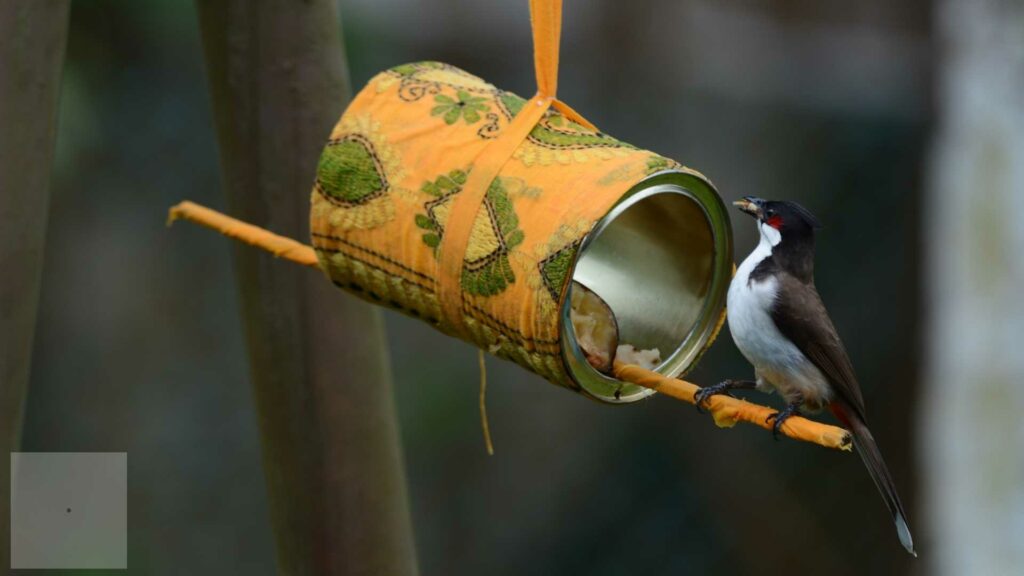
[766,215,783,229]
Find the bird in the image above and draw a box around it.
[694,196,916,557]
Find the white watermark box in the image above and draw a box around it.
[10,452,127,569]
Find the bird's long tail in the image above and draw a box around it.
[831,402,917,557]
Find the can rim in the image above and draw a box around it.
[557,169,734,403]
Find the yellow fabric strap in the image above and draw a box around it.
[437,0,595,334]
[530,0,561,98]
[437,93,552,333]
[529,0,597,131]
[551,99,597,131]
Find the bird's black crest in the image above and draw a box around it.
[778,201,823,229]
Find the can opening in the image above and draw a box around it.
[559,171,733,403]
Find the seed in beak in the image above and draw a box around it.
[732,198,760,216]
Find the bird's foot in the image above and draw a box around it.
[766,401,804,440]
[694,379,756,413]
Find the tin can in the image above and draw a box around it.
[562,171,732,402]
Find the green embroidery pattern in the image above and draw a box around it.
[316,134,387,207]
[496,91,634,151]
[379,61,496,102]
[524,220,590,315]
[389,61,447,78]
[311,114,407,230]
[645,155,680,174]
[537,240,580,302]
[462,178,524,296]
[415,170,524,297]
[415,169,468,250]
[498,92,527,117]
[432,91,490,125]
[596,153,683,186]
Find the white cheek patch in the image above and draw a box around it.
[759,221,782,247]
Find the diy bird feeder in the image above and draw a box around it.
[171,0,851,450]
[307,60,732,402]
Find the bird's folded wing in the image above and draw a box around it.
[770,274,867,420]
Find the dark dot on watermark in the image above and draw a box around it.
[66,508,71,513]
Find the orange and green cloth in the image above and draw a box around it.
[309,60,705,389]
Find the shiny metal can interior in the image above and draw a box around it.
[559,170,733,403]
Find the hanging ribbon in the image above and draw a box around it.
[436,0,596,336]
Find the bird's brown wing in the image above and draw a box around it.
[770,274,867,421]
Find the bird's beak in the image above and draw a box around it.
[733,196,764,219]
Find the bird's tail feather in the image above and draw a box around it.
[832,403,917,557]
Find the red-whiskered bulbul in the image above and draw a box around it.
[695,196,916,556]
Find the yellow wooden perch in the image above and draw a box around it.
[613,362,851,450]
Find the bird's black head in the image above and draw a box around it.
[733,196,821,283]
[733,196,822,238]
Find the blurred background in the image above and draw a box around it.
[14,0,1023,574]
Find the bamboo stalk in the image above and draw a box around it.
[168,201,852,452]
[195,2,418,574]
[0,1,71,567]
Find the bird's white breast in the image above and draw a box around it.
[727,227,831,406]
[728,249,792,370]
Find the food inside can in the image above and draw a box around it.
[569,281,662,374]
[615,344,661,371]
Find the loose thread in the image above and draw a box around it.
[478,349,494,455]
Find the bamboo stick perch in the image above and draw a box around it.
[613,362,852,450]
[168,200,853,452]
[167,201,320,268]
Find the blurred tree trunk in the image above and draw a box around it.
[924,0,1024,573]
[195,2,418,574]
[0,0,70,568]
